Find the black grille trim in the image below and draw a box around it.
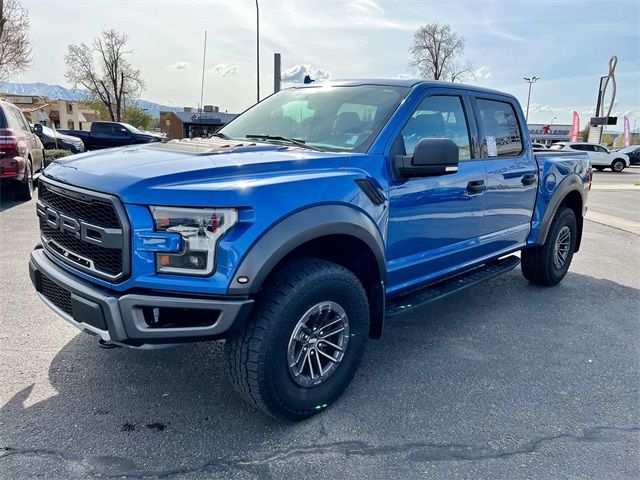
[40,274,73,316]
[38,177,131,282]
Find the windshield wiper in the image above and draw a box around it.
[245,134,324,152]
[211,132,232,140]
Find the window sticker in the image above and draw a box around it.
[486,136,498,157]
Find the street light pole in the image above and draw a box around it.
[523,76,539,123]
[256,0,260,104]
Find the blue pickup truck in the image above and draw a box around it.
[29,80,591,419]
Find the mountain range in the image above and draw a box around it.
[0,82,180,117]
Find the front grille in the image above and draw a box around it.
[38,179,129,281]
[41,223,122,275]
[40,274,73,315]
[39,182,120,228]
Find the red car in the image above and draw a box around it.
[0,99,45,200]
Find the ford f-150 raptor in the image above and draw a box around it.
[29,80,591,420]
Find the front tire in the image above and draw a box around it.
[224,257,369,420]
[521,207,577,286]
[611,159,625,172]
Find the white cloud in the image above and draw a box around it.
[395,73,413,80]
[166,62,191,71]
[281,65,331,85]
[208,64,240,77]
[472,65,492,80]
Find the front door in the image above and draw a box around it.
[386,92,487,295]
[470,95,538,255]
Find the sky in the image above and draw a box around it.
[13,0,640,130]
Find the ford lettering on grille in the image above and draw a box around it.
[37,178,129,282]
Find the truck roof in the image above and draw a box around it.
[292,79,513,98]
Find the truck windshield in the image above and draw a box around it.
[220,85,409,153]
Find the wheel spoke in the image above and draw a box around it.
[317,349,339,363]
[319,339,344,352]
[307,351,315,379]
[320,326,345,339]
[318,315,344,333]
[291,347,306,370]
[314,350,324,376]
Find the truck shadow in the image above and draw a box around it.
[1,270,638,477]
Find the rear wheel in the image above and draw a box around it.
[224,257,369,420]
[594,166,605,171]
[14,160,34,201]
[521,207,577,286]
[611,159,625,172]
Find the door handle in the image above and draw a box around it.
[466,180,486,195]
[521,173,537,186]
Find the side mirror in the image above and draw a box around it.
[33,124,43,134]
[394,138,459,179]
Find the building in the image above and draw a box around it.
[528,123,572,146]
[160,106,237,139]
[0,94,99,131]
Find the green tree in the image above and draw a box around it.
[123,105,152,130]
[579,126,590,142]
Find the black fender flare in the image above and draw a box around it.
[534,173,586,247]
[228,205,386,296]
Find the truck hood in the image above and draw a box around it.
[43,138,351,205]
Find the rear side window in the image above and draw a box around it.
[477,99,523,157]
[93,123,110,133]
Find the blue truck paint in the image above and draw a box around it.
[31,79,590,341]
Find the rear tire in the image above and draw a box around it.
[224,257,369,420]
[611,159,625,172]
[521,207,577,286]
[14,160,34,201]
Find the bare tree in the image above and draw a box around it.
[0,0,33,81]
[65,30,144,121]
[410,23,472,82]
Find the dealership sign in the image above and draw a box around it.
[528,124,572,140]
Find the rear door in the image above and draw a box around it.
[386,89,488,294]
[469,94,538,254]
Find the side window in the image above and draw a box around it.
[595,145,607,153]
[401,95,471,159]
[583,145,596,152]
[477,99,523,157]
[93,123,109,134]
[570,144,584,151]
[10,107,29,131]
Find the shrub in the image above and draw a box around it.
[44,149,72,166]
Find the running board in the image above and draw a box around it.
[385,255,520,317]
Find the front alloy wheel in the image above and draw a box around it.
[287,301,350,387]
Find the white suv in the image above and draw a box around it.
[550,142,630,172]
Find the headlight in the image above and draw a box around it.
[149,206,238,275]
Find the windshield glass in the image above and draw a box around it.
[120,122,142,134]
[220,85,409,152]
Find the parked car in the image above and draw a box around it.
[532,142,548,149]
[30,80,591,420]
[32,124,85,154]
[550,141,629,172]
[615,145,640,165]
[0,99,45,200]
[58,121,162,150]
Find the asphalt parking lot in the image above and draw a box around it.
[1,168,638,479]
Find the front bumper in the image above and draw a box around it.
[29,247,254,348]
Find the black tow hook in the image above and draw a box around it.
[98,339,120,349]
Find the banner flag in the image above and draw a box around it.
[624,116,631,147]
[570,111,580,142]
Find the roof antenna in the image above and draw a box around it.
[303,75,314,84]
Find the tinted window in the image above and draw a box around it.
[570,144,585,151]
[93,123,111,133]
[401,95,471,159]
[477,99,523,157]
[594,145,607,153]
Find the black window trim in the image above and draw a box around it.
[469,94,525,160]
